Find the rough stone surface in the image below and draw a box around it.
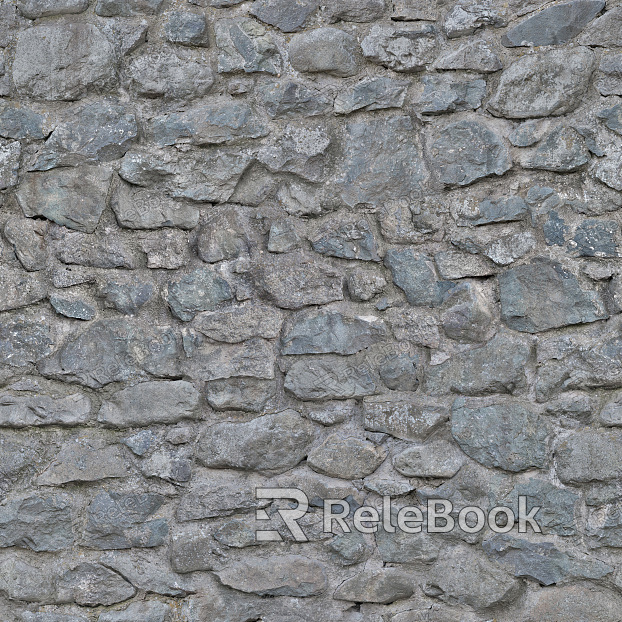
[289,28,361,77]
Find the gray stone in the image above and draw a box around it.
[50,296,95,321]
[595,52,622,96]
[56,231,140,269]
[433,40,502,72]
[484,231,537,266]
[31,101,137,171]
[573,219,618,257]
[334,77,408,114]
[430,120,511,186]
[289,27,361,77]
[363,394,448,441]
[329,0,386,22]
[0,313,54,367]
[452,398,548,471]
[586,501,622,547]
[165,11,209,46]
[0,494,73,551]
[99,281,153,315]
[98,601,171,622]
[128,46,214,99]
[147,100,268,147]
[385,249,455,306]
[488,47,595,118]
[83,491,167,550]
[0,103,49,140]
[170,527,218,572]
[392,0,437,21]
[21,615,88,622]
[509,120,539,147]
[37,438,129,485]
[217,556,326,597]
[483,534,613,585]
[362,24,438,72]
[95,0,163,15]
[425,331,531,396]
[460,196,530,226]
[100,17,149,56]
[17,165,113,233]
[579,5,622,46]
[544,211,568,246]
[385,307,441,348]
[434,251,496,279]
[556,429,622,483]
[268,219,301,253]
[196,205,256,263]
[393,440,466,478]
[334,570,414,604]
[111,183,200,231]
[305,400,354,426]
[0,556,58,603]
[285,357,377,400]
[57,563,136,606]
[141,447,191,482]
[310,215,379,261]
[499,259,608,333]
[338,115,428,207]
[444,2,508,38]
[0,267,46,313]
[347,269,387,301]
[123,430,157,456]
[282,310,385,355]
[593,150,622,190]
[418,74,486,114]
[378,349,420,391]
[197,410,316,474]
[0,140,20,190]
[251,0,318,32]
[307,434,386,479]
[98,381,200,427]
[215,18,281,74]
[0,392,91,427]
[376,512,440,563]
[139,229,190,270]
[255,251,343,309]
[258,80,331,118]
[599,393,622,426]
[13,24,116,101]
[165,268,233,321]
[214,520,259,548]
[328,531,370,565]
[195,303,283,343]
[17,0,88,18]
[502,0,604,47]
[524,126,590,172]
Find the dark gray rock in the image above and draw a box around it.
[170,527,218,572]
[425,331,531,396]
[0,392,90,427]
[165,10,209,46]
[139,229,190,269]
[99,281,154,315]
[441,283,493,343]
[95,0,163,15]
[430,120,512,186]
[433,40,502,72]
[488,47,596,118]
[460,196,529,226]
[540,211,566,244]
[310,214,379,261]
[267,219,301,253]
[587,501,622,547]
[452,398,549,471]
[83,491,167,550]
[595,52,622,96]
[258,80,331,118]
[573,219,618,257]
[17,165,113,233]
[13,24,116,101]
[250,0,318,32]
[0,267,46,313]
[0,103,49,140]
[0,139,20,190]
[338,115,428,207]
[556,429,622,483]
[385,249,455,306]
[328,531,370,565]
[165,268,233,321]
[123,430,157,456]
[328,0,386,22]
[334,570,414,604]
[55,231,140,269]
[50,296,95,321]
[101,17,149,56]
[362,24,438,72]
[334,77,408,114]
[418,74,486,114]
[499,259,608,332]
[443,3,508,38]
[197,410,316,474]
[524,126,590,172]
[196,205,255,263]
[502,0,604,47]
[215,18,281,74]
[579,4,622,46]
[217,556,326,597]
[378,349,420,391]
[57,562,136,606]
[393,440,466,478]
[206,377,276,412]
[307,434,386,478]
[0,494,73,551]
[0,313,54,367]
[289,27,361,77]
[98,381,200,427]
[17,0,88,18]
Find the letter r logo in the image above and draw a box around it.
[255,488,309,543]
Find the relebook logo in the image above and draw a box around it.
[255,488,542,543]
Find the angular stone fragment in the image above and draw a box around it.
[499,259,608,333]
[0,267,46,313]
[165,268,233,321]
[205,377,276,412]
[0,103,49,140]
[502,0,604,47]
[17,0,89,18]
[83,491,167,550]
[37,438,129,485]
[56,231,140,269]
[57,563,136,606]
[452,398,549,471]
[573,219,618,257]
[363,394,448,441]
[595,52,622,96]
[215,18,281,74]
[362,24,438,72]
[95,0,163,15]
[523,126,590,172]
[141,447,192,483]
[98,381,200,428]
[430,120,511,186]
[434,250,496,279]
[17,166,113,233]
[197,410,316,474]
[433,40,502,72]
[347,269,387,301]
[13,24,117,101]
[0,392,90,427]
[329,0,386,22]
[444,2,508,38]
[488,47,595,118]
[593,150,622,191]
[139,229,190,269]
[257,80,331,118]
[425,331,531,396]
[217,556,326,597]
[0,140,20,190]
[418,74,486,114]
[98,601,171,622]
[99,281,153,315]
[128,46,214,99]
[0,313,54,367]
[310,214,379,261]
[101,17,149,56]
[484,231,536,266]
[334,570,413,604]
[375,511,440,563]
[459,196,529,226]
[289,27,361,77]
[307,434,386,479]
[338,115,428,207]
[170,527,218,572]
[394,440,466,478]
[50,296,95,321]
[285,357,376,400]
[334,77,408,114]
[164,10,209,46]
[579,5,622,46]
[251,0,318,32]
[196,205,256,263]
[556,429,622,483]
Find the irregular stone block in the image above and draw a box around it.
[257,80,331,118]
[98,601,171,622]
[0,267,46,313]
[307,434,386,479]
[164,10,209,46]
[55,231,141,269]
[458,196,529,226]
[523,126,590,172]
[573,218,619,257]
[139,229,190,270]
[0,313,54,367]
[484,231,537,266]
[393,440,466,478]
[17,0,89,18]
[433,40,502,72]
[329,0,386,22]
[334,570,413,604]
[206,377,276,412]
[595,52,622,96]
[579,4,622,46]
[444,2,507,38]
[0,103,49,140]
[95,0,163,15]
[57,563,136,606]
[556,429,622,483]
[0,139,20,190]
[310,214,379,261]
[418,74,486,114]
[99,281,154,315]
[334,77,408,114]
[250,0,318,32]
[0,392,91,427]
[50,296,95,321]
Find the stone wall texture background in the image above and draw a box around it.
[1,0,622,619]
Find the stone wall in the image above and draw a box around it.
[1,0,622,619]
